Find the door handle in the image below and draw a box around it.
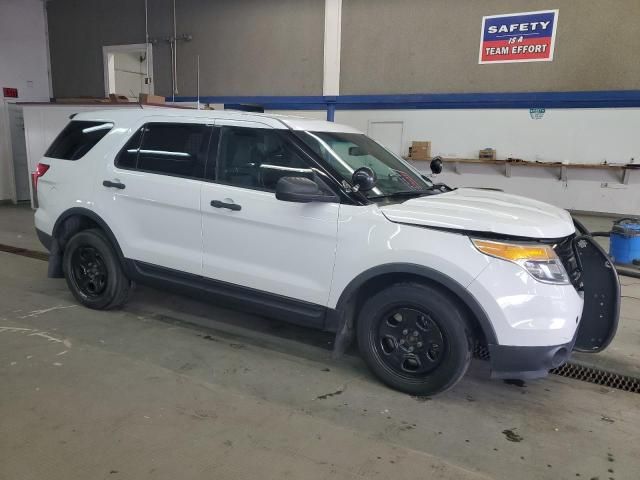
[103,180,126,190]
[210,200,241,211]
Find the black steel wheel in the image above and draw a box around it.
[375,307,446,378]
[357,283,472,396]
[69,246,108,298]
[63,229,131,310]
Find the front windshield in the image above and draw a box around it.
[299,131,433,199]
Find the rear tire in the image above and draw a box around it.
[357,282,471,396]
[63,228,131,310]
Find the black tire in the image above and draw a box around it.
[62,228,131,310]
[357,282,472,396]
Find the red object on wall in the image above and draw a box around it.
[3,87,18,98]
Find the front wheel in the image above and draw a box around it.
[63,228,131,310]
[357,282,472,396]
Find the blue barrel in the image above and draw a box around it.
[610,219,640,265]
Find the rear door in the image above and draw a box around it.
[95,119,214,275]
[199,121,339,316]
[573,235,621,352]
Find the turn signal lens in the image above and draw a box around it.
[472,239,569,284]
[472,239,555,262]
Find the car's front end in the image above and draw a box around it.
[378,188,620,380]
[466,235,584,378]
[293,122,620,387]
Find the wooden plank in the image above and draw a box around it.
[431,158,627,170]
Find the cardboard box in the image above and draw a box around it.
[479,148,496,160]
[409,141,431,161]
[139,93,166,104]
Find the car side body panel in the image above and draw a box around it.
[329,203,492,306]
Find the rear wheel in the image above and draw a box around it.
[357,282,472,395]
[63,229,131,310]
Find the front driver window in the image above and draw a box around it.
[217,126,313,191]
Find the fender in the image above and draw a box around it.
[49,207,128,276]
[329,263,498,357]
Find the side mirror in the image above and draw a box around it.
[351,166,377,192]
[430,156,443,174]
[275,176,338,203]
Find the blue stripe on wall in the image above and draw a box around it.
[168,90,640,110]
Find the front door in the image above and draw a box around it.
[200,121,339,322]
[96,120,214,275]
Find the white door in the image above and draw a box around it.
[200,121,339,308]
[368,121,404,156]
[95,121,212,275]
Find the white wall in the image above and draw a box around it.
[0,0,50,201]
[334,108,640,215]
[336,108,640,166]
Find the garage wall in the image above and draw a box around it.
[341,0,640,94]
[46,0,324,99]
[334,108,640,215]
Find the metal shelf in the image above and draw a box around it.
[408,157,638,185]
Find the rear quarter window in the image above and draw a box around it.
[45,121,113,160]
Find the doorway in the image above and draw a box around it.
[103,44,153,101]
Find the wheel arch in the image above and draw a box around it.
[48,207,127,277]
[328,263,497,356]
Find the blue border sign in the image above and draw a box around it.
[479,10,559,64]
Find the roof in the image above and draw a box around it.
[71,106,363,134]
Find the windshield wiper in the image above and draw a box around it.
[368,190,434,200]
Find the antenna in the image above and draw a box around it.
[196,54,200,110]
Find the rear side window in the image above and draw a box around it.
[117,127,144,169]
[116,123,213,179]
[45,121,113,160]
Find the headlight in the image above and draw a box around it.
[471,239,570,284]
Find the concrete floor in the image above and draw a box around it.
[1,204,639,479]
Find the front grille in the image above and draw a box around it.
[554,236,582,289]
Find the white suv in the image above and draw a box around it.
[34,108,620,395]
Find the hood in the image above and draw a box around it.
[379,188,575,239]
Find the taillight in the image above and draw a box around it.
[32,162,50,191]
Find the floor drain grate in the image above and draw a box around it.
[550,362,640,393]
[473,344,640,394]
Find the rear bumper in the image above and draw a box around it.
[36,228,53,251]
[488,332,577,380]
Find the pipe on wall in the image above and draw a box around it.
[172,0,178,98]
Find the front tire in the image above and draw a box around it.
[357,282,472,396]
[63,228,131,310]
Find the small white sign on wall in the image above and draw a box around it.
[529,108,546,120]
